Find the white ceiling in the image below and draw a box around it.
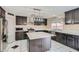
[2,6,79,18]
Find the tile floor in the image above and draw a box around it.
[4,40,78,52]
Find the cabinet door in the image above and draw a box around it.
[77,39,79,50]
[66,35,74,48]
[74,36,78,49]
[29,39,42,52]
[16,32,24,41]
[22,17,27,25]
[65,11,72,24]
[55,32,61,42]
[16,16,23,25]
[74,36,79,50]
[74,9,79,24]
[62,34,67,45]
[41,37,51,52]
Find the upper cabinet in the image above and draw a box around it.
[16,16,27,25]
[0,7,5,17]
[65,8,79,24]
[34,18,47,25]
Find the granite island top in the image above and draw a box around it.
[27,32,52,40]
[55,30,79,36]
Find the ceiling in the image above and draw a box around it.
[2,6,79,18]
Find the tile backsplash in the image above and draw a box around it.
[64,24,79,30]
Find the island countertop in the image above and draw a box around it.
[27,32,52,40]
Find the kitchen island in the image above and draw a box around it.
[27,32,52,52]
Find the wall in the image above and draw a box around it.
[64,24,79,30]
[47,17,53,28]
[47,17,64,29]
[6,13,15,43]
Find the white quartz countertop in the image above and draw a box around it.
[27,32,52,40]
[55,30,79,36]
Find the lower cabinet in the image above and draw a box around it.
[62,34,67,45]
[55,32,79,51]
[66,35,74,48]
[74,36,79,50]
[55,32,62,42]
[77,39,79,50]
[55,32,66,44]
[15,31,24,41]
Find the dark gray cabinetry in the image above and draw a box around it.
[74,36,79,50]
[15,31,24,41]
[34,18,47,25]
[55,32,67,44]
[62,34,67,45]
[55,32,79,50]
[66,35,74,48]
[16,16,27,25]
[55,32,62,43]
[65,8,79,24]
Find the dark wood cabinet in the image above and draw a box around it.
[65,8,79,24]
[16,16,27,25]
